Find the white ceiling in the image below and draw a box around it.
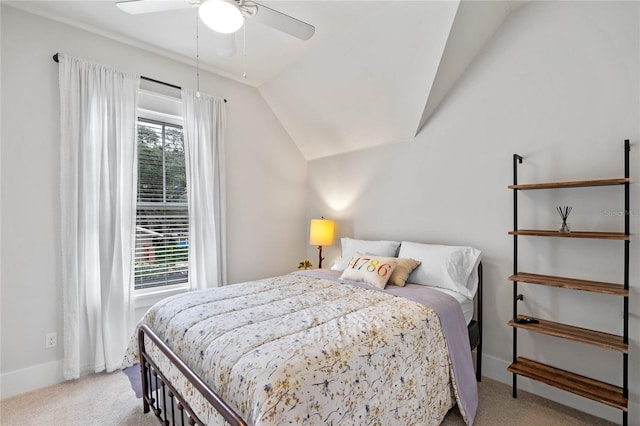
[4,0,389,87]
[260,1,523,159]
[4,0,524,159]
[261,0,460,159]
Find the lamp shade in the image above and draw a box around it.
[199,0,244,34]
[309,218,335,246]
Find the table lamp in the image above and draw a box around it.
[309,217,335,269]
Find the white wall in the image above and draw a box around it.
[0,5,307,396]
[307,1,639,423]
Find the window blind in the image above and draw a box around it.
[135,118,188,290]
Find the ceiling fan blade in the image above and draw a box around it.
[216,33,237,57]
[249,2,315,40]
[116,0,197,15]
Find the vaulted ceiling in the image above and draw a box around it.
[4,0,525,160]
[260,1,522,159]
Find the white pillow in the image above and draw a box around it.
[340,253,398,289]
[398,241,481,300]
[331,238,401,271]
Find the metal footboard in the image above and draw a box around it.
[138,324,247,426]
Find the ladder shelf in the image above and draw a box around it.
[509,140,630,425]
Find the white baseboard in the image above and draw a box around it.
[482,354,638,425]
[0,360,64,399]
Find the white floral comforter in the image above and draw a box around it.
[124,274,472,425]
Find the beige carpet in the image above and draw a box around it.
[0,372,614,425]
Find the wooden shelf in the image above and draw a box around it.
[508,315,628,353]
[509,230,629,240]
[509,273,628,296]
[509,178,630,190]
[508,357,628,411]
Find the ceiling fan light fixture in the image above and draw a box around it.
[199,0,244,34]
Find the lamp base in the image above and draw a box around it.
[317,245,324,269]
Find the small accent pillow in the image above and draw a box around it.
[387,258,422,287]
[340,253,398,289]
[331,238,401,271]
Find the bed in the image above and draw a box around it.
[124,240,482,426]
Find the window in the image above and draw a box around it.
[134,117,188,290]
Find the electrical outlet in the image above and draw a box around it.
[45,332,57,348]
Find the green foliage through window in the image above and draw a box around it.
[135,118,189,290]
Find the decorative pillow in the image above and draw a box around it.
[397,241,481,299]
[331,238,401,271]
[340,253,398,289]
[387,258,422,287]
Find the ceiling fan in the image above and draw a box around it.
[116,0,315,41]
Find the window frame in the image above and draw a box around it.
[134,95,189,308]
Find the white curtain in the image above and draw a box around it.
[59,54,139,379]
[181,89,227,290]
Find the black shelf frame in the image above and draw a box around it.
[510,140,630,426]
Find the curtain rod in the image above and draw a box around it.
[52,54,226,103]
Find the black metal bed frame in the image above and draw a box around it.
[470,262,483,382]
[138,264,484,425]
[138,323,246,426]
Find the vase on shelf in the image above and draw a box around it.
[556,206,572,233]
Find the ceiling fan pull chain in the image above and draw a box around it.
[196,9,201,96]
[242,23,247,79]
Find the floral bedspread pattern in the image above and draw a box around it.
[124,274,470,425]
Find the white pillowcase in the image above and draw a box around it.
[339,253,398,289]
[398,241,481,300]
[331,238,401,271]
